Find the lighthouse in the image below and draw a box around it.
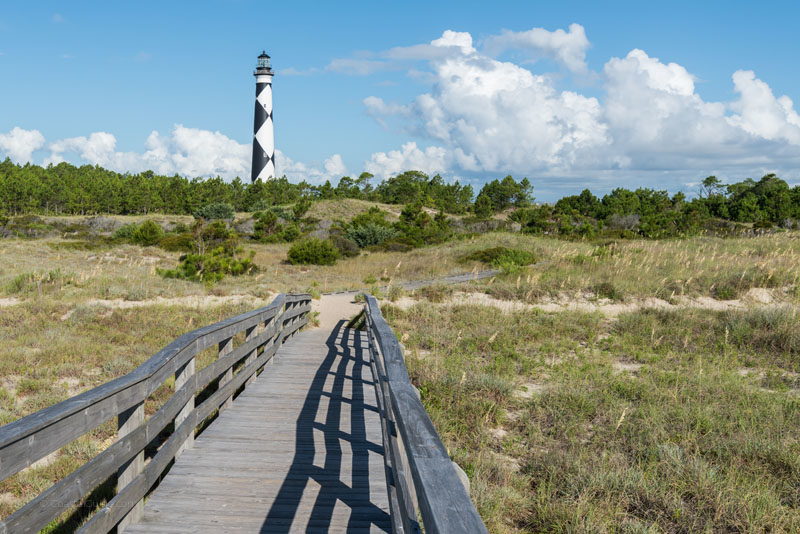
[251,51,275,182]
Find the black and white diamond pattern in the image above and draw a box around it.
[251,78,275,181]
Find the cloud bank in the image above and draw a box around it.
[1,124,345,184]
[356,25,800,189]
[3,23,800,196]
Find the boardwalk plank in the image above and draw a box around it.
[126,322,391,533]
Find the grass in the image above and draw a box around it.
[2,227,800,529]
[0,233,508,302]
[383,302,800,532]
[465,234,800,304]
[304,198,405,221]
[0,301,257,519]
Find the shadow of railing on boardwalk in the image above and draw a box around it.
[261,320,390,532]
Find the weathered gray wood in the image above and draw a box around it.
[365,313,419,534]
[173,355,195,458]
[1,287,486,534]
[0,299,287,480]
[217,337,234,411]
[0,293,311,534]
[0,379,195,534]
[364,296,487,534]
[128,326,391,533]
[243,324,258,387]
[117,401,145,530]
[78,329,293,533]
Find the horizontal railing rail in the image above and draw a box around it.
[0,292,312,534]
[362,295,488,534]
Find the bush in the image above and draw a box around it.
[378,240,414,252]
[462,247,536,267]
[330,234,360,258]
[292,198,312,220]
[287,238,339,265]
[131,220,165,246]
[253,211,279,239]
[592,281,624,301]
[157,221,254,283]
[158,247,257,283]
[113,223,137,240]
[346,223,399,248]
[278,223,301,242]
[159,233,196,252]
[198,220,237,252]
[194,202,235,221]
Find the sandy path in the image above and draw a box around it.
[312,293,363,330]
[389,288,795,317]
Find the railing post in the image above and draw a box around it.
[117,400,145,530]
[218,336,234,411]
[174,355,196,457]
[244,324,259,386]
[291,301,297,334]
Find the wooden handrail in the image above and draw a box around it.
[0,293,312,534]
[362,295,488,534]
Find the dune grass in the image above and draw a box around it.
[0,301,256,519]
[2,230,800,528]
[463,233,800,304]
[383,302,800,532]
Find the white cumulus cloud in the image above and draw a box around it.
[729,69,800,144]
[361,28,800,187]
[365,142,450,178]
[1,125,345,184]
[365,28,610,177]
[0,127,46,164]
[483,23,591,73]
[323,154,347,177]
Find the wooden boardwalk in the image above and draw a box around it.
[125,321,391,533]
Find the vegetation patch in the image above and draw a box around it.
[157,221,257,283]
[286,238,339,266]
[462,246,536,268]
[193,202,235,221]
[5,269,76,296]
[384,302,800,532]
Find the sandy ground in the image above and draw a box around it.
[83,294,272,309]
[0,297,21,307]
[312,292,364,330]
[389,287,792,317]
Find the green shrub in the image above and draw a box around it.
[330,234,360,258]
[159,233,196,252]
[113,224,137,240]
[194,202,235,220]
[253,211,279,239]
[3,215,55,238]
[346,223,399,248]
[462,247,536,267]
[278,223,301,242]
[592,281,624,301]
[292,198,312,220]
[158,247,256,283]
[197,221,237,252]
[287,238,339,265]
[131,220,165,246]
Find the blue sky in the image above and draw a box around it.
[1,1,799,200]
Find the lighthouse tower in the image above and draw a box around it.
[251,51,275,182]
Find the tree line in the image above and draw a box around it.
[1,158,798,237]
[0,159,476,215]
